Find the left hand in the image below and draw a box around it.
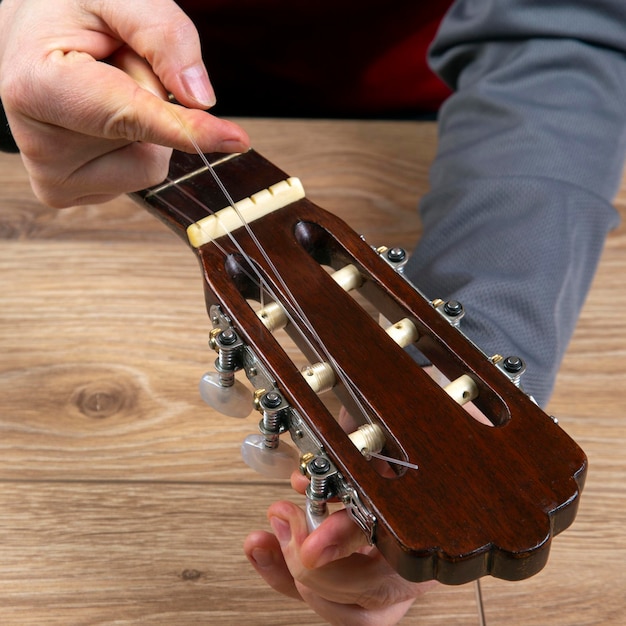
[244,471,436,626]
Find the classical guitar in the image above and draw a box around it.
[131,148,586,586]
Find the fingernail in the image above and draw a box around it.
[269,516,291,547]
[250,547,274,569]
[180,64,216,108]
[216,139,249,154]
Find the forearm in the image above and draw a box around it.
[405,0,626,406]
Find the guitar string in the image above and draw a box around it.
[152,183,419,472]
[149,168,490,617]
[151,176,483,613]
[163,112,418,470]
[475,579,487,626]
[169,126,363,402]
[151,176,327,365]
[151,163,496,621]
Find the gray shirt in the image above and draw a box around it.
[405,0,625,405]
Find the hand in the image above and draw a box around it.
[244,469,436,626]
[0,0,249,207]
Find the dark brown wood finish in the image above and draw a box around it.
[133,149,587,585]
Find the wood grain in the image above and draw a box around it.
[1,119,625,624]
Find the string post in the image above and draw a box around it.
[348,424,386,458]
[301,361,336,394]
[257,300,288,331]
[211,328,244,388]
[385,318,419,348]
[258,390,289,449]
[306,456,337,524]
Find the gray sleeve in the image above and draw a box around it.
[404,0,626,407]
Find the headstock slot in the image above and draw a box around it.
[293,219,510,427]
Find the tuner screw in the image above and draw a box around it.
[308,456,331,476]
[503,356,524,373]
[443,300,463,317]
[209,327,239,351]
[218,329,238,345]
[306,456,334,519]
[261,390,283,409]
[387,247,406,263]
[258,390,288,449]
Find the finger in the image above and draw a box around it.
[243,530,302,601]
[290,470,309,495]
[299,508,370,569]
[93,0,216,108]
[13,53,248,155]
[268,501,434,610]
[24,141,173,207]
[266,502,364,589]
[299,551,434,611]
[107,45,169,101]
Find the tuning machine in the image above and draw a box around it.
[198,312,254,418]
[303,455,338,531]
[240,389,299,479]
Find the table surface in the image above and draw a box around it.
[1,119,624,625]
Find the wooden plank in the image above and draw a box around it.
[0,481,478,626]
[0,118,625,624]
[0,482,623,625]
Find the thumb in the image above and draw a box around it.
[98,0,217,109]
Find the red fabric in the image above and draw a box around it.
[179,1,453,117]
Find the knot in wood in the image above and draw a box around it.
[181,569,204,581]
[73,380,129,419]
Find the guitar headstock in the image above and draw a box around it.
[133,149,587,585]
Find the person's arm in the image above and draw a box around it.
[0,0,249,207]
[405,0,626,407]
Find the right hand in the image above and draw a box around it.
[0,0,249,207]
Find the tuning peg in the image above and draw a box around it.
[240,433,299,478]
[199,371,253,418]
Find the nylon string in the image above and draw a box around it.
[163,111,418,471]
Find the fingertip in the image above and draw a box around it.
[243,530,280,569]
[290,470,309,494]
[266,501,309,547]
[216,139,250,154]
[243,530,302,601]
[266,499,301,521]
[300,509,369,569]
[273,518,295,551]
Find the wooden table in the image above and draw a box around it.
[1,119,624,625]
